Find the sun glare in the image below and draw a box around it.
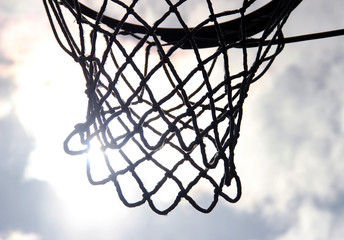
[0,231,41,240]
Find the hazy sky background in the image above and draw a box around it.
[1,0,344,239]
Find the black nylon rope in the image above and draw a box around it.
[44,0,302,214]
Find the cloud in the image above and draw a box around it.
[111,202,285,240]
[0,113,67,240]
[276,200,333,240]
[0,76,15,118]
[1,0,344,239]
[231,18,344,238]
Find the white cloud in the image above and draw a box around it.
[232,6,344,221]
[330,212,344,240]
[276,200,333,240]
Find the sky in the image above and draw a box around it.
[1,0,344,239]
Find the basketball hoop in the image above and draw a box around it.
[43,0,303,214]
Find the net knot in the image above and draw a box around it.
[186,107,194,116]
[177,189,187,198]
[126,7,134,14]
[134,125,143,134]
[139,80,147,88]
[176,83,184,91]
[199,169,208,178]
[169,5,177,13]
[145,153,153,161]
[208,14,216,22]
[108,173,115,181]
[121,104,129,113]
[214,186,222,195]
[165,171,173,179]
[197,63,205,70]
[142,192,150,200]
[183,154,190,160]
[195,135,204,145]
[74,123,87,132]
[152,103,160,112]
[168,124,177,132]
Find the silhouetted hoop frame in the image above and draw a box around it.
[43,0,302,214]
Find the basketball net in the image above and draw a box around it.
[43,0,302,214]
